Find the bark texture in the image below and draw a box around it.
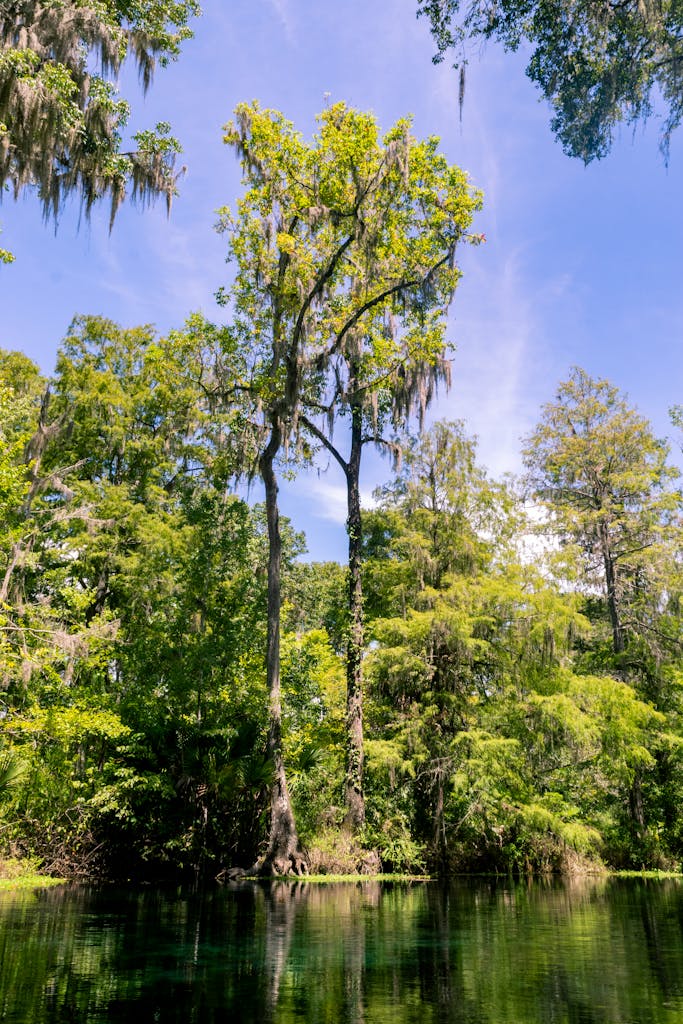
[344,396,366,830]
[257,429,307,876]
[599,523,625,655]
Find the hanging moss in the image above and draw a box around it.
[0,1,199,226]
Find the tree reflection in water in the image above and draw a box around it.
[0,878,682,1022]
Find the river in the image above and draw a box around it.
[1,876,682,1022]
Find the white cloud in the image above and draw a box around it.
[309,480,348,524]
[433,249,537,476]
[266,0,296,44]
[293,475,377,525]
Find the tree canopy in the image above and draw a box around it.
[522,367,682,661]
[205,100,481,868]
[0,0,199,244]
[417,0,683,161]
[1,340,683,877]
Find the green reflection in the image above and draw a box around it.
[0,879,682,1023]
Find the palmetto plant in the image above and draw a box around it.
[0,750,24,800]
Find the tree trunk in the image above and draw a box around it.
[257,428,307,875]
[344,397,365,830]
[629,775,645,832]
[433,765,447,873]
[298,404,366,832]
[600,525,625,655]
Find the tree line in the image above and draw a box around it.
[1,313,681,877]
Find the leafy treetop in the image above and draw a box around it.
[215,100,482,458]
[522,366,682,657]
[0,0,200,230]
[418,0,683,161]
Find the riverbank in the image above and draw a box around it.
[235,873,433,883]
[0,858,66,891]
[1,852,681,890]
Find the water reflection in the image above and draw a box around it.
[0,877,682,1023]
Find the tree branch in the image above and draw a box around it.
[329,249,453,358]
[299,414,348,475]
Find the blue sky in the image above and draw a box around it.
[2,0,682,560]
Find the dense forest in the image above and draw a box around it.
[0,313,681,879]
[2,5,683,884]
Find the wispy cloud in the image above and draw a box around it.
[436,248,558,478]
[88,204,225,331]
[266,0,296,45]
[307,479,348,524]
[292,475,378,526]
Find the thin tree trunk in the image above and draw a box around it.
[600,525,625,655]
[298,409,366,832]
[629,775,646,838]
[258,426,307,875]
[433,766,447,873]
[344,396,365,830]
[600,527,648,851]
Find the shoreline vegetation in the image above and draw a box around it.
[2,317,683,884]
[0,858,66,890]
[3,870,683,891]
[2,851,682,890]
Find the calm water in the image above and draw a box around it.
[1,877,683,1023]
